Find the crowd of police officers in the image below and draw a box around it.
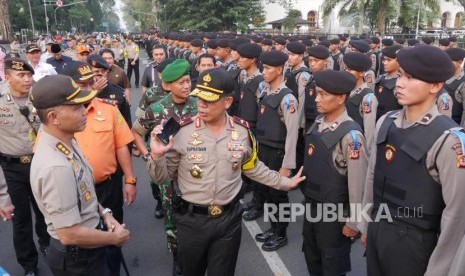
[1,30,465,276]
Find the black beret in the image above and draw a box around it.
[407,39,419,46]
[382,45,403,59]
[343,52,372,72]
[381,38,394,46]
[318,41,330,48]
[307,45,330,59]
[364,39,373,45]
[314,70,357,94]
[25,44,40,53]
[190,39,204,47]
[259,50,288,66]
[329,38,340,45]
[439,38,450,46]
[262,39,273,46]
[4,58,34,73]
[87,54,110,70]
[237,43,262,58]
[302,39,313,47]
[397,45,455,83]
[217,39,231,48]
[51,43,62,53]
[31,75,97,109]
[275,37,287,45]
[229,38,250,51]
[252,37,263,43]
[449,36,458,42]
[350,36,360,41]
[340,36,348,41]
[190,68,235,102]
[445,48,465,61]
[206,39,218,49]
[370,37,380,44]
[156,58,176,73]
[395,38,405,45]
[421,36,435,45]
[286,41,306,54]
[63,61,94,82]
[318,36,327,41]
[349,40,370,53]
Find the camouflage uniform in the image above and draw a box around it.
[133,94,197,253]
[135,86,168,118]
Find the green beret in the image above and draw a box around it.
[161,59,190,83]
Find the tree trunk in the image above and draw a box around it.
[357,9,364,34]
[0,0,13,40]
[376,0,388,35]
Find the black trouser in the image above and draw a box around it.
[95,171,124,276]
[366,219,438,276]
[175,201,243,276]
[46,238,107,276]
[150,181,162,203]
[252,143,289,235]
[0,158,50,271]
[302,199,351,276]
[126,58,140,86]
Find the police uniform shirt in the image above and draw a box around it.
[29,61,57,82]
[238,68,263,97]
[313,110,368,230]
[364,69,376,91]
[349,83,378,149]
[0,166,11,208]
[444,72,465,127]
[360,105,465,276]
[289,62,311,129]
[112,45,125,62]
[124,44,139,60]
[30,130,100,239]
[261,82,300,169]
[148,114,292,206]
[141,62,161,89]
[0,84,40,156]
[63,48,78,61]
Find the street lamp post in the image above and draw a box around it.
[54,0,87,33]
[415,0,422,39]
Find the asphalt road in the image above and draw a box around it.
[0,52,368,276]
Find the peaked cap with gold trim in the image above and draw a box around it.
[4,58,34,74]
[190,68,235,103]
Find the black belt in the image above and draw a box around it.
[0,152,33,164]
[179,195,240,218]
[50,238,104,255]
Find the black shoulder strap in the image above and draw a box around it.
[320,120,362,149]
[267,88,292,108]
[376,111,399,144]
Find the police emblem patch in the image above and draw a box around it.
[308,144,315,157]
[457,154,465,168]
[385,145,395,163]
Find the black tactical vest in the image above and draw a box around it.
[375,75,401,120]
[285,67,311,100]
[255,88,292,149]
[346,88,372,131]
[236,75,263,128]
[304,80,318,123]
[331,52,344,71]
[373,114,458,230]
[304,120,362,203]
[443,75,465,124]
[228,68,242,117]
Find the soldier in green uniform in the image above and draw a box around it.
[132,59,197,276]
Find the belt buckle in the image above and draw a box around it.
[208,205,223,218]
[19,155,32,164]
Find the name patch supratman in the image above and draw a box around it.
[187,147,207,152]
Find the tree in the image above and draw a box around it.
[322,0,368,34]
[283,9,302,32]
[0,0,13,40]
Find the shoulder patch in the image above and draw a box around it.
[233,116,250,129]
[348,130,361,160]
[451,129,465,168]
[179,117,194,127]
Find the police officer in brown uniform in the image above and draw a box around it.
[0,58,50,276]
[303,69,368,276]
[147,68,305,276]
[30,75,130,276]
[361,45,465,276]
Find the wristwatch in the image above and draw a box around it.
[125,177,137,185]
[142,152,151,162]
[101,208,113,216]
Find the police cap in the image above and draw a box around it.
[4,58,34,73]
[190,68,235,102]
[349,40,370,53]
[275,37,287,46]
[63,61,94,82]
[237,43,262,59]
[87,54,109,70]
[31,75,97,109]
[439,38,450,46]
[421,36,435,45]
[381,45,403,59]
[407,39,420,46]
[445,48,465,61]
[307,45,329,59]
[25,44,41,53]
[259,50,288,66]
[286,41,306,54]
[343,52,372,72]
[314,70,357,94]
[397,45,455,83]
[381,38,394,46]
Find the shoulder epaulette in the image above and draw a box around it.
[233,116,250,129]
[98,98,117,106]
[179,117,194,127]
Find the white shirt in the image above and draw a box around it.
[29,62,57,82]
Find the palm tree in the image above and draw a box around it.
[0,0,13,40]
